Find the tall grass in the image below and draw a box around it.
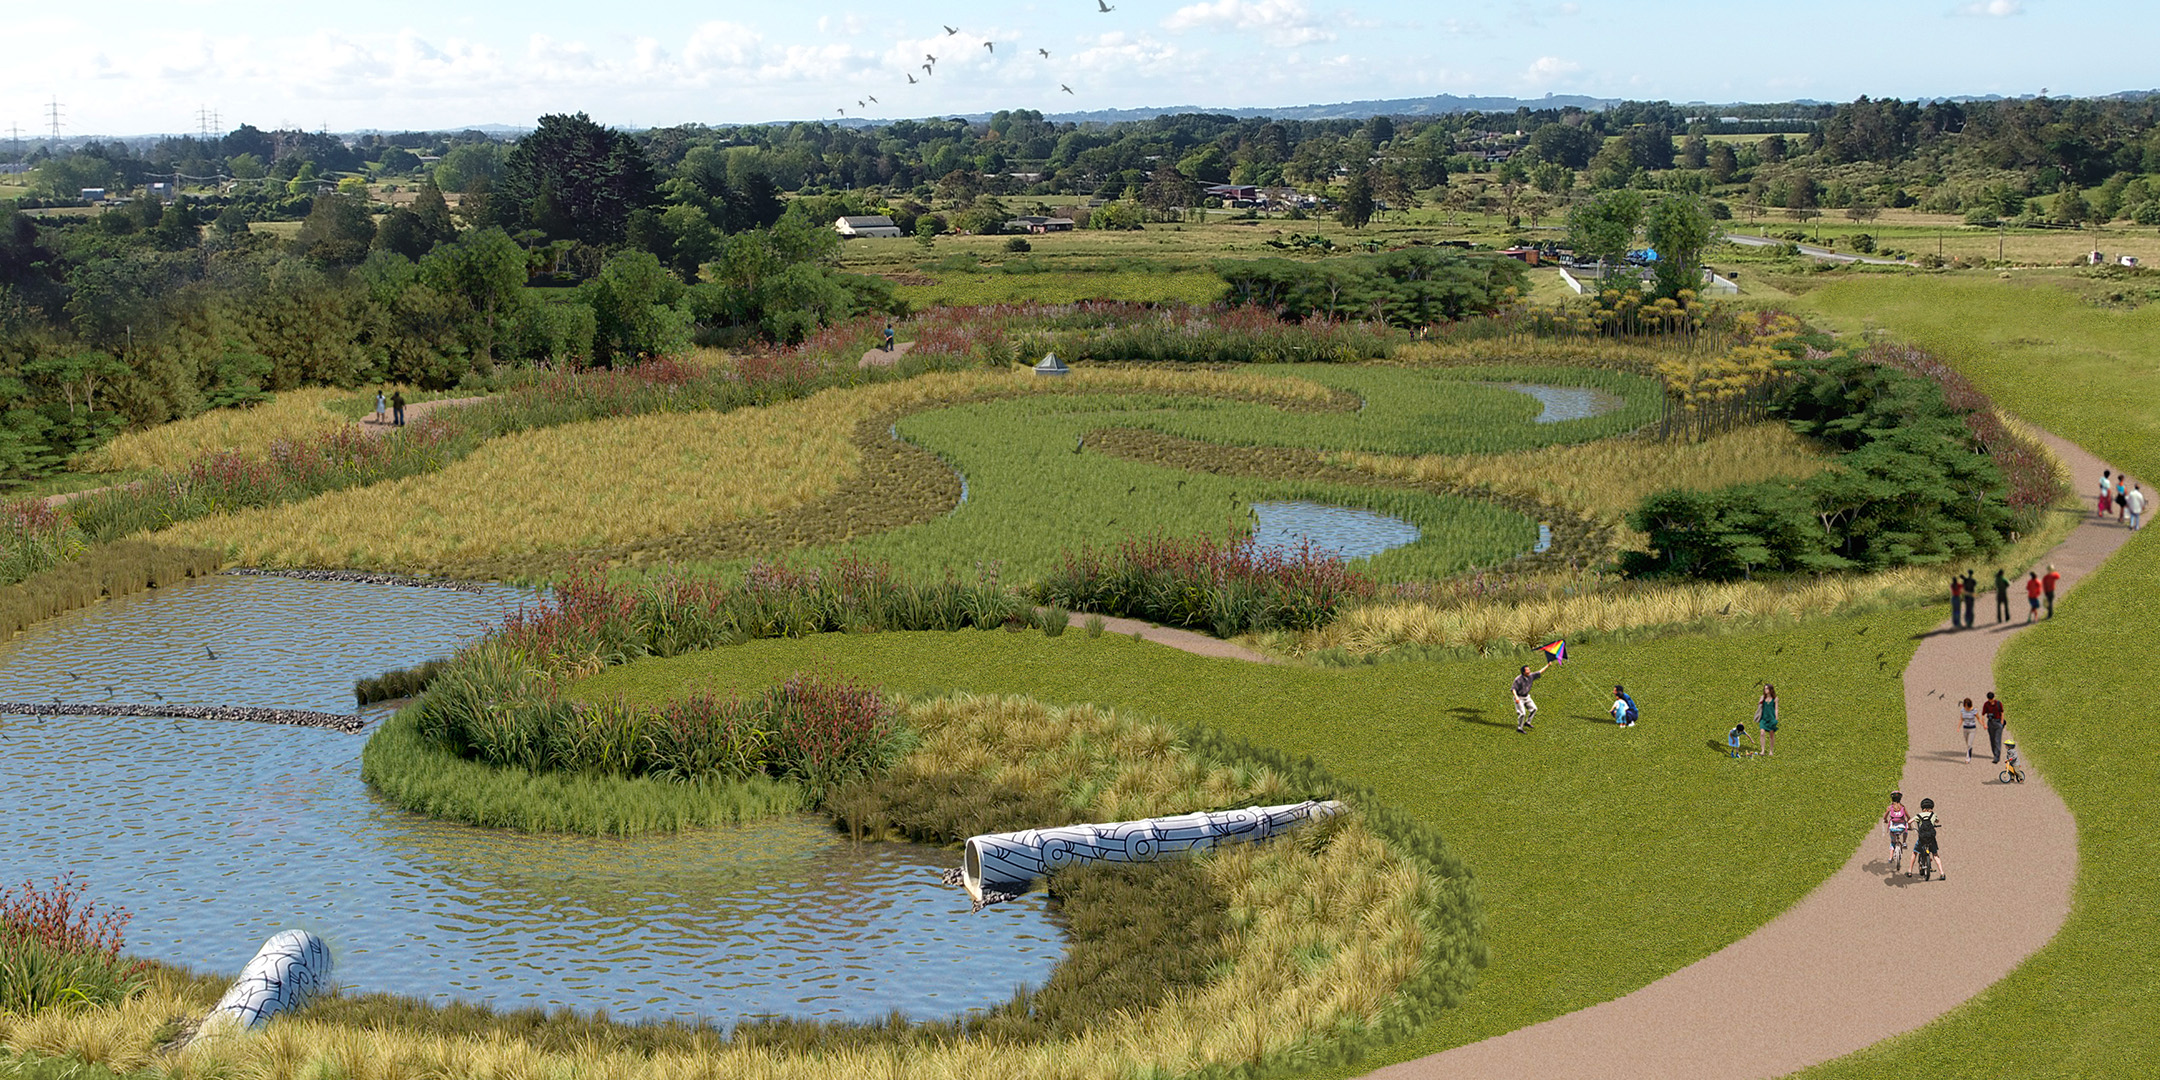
[0,876,146,1016]
[0,541,224,642]
[821,302,1400,367]
[0,501,86,588]
[76,388,354,473]
[1035,532,1375,638]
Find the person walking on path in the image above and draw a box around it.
[391,390,406,427]
[1949,575,1965,628]
[1755,685,1780,756]
[1961,569,1978,629]
[2042,564,2062,618]
[1512,662,1551,732]
[2130,484,2145,531]
[1982,691,2007,763]
[1910,798,1944,880]
[375,388,387,424]
[1611,685,1638,727]
[1959,697,1979,762]
[883,322,896,352]
[1993,569,2011,623]
[2025,572,2043,623]
[2099,469,2115,519]
[2116,475,2129,523]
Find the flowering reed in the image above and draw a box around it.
[1036,532,1376,637]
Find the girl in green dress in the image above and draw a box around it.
[1756,685,1780,756]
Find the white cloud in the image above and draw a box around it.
[1522,55,1581,85]
[1163,0,1334,47]
[1954,0,2023,14]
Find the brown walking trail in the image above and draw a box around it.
[1359,428,2130,1080]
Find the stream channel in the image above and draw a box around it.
[0,574,1065,1025]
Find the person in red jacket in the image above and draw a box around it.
[1982,691,2007,764]
[2042,564,2062,619]
[2025,572,2043,624]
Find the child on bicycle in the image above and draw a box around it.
[2003,739,2024,781]
[1883,791,1911,874]
[1910,798,1944,880]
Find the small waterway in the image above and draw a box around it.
[0,575,1064,1024]
[1250,501,1421,561]
[1505,383,1627,424]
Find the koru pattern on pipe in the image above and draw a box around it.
[961,799,1343,906]
[204,929,334,1030]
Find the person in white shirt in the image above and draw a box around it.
[2129,483,2146,531]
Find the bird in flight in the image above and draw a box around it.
[858,99,866,107]
[925,53,937,63]
[837,107,847,116]
[907,73,918,84]
[983,41,995,53]
[868,94,879,103]
[922,63,934,75]
[1098,0,1115,10]
[944,24,960,35]
[1061,84,1075,94]
[1038,48,1051,58]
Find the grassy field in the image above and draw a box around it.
[77,389,355,472]
[1775,273,2160,1077]
[894,268,1225,306]
[576,605,1932,1067]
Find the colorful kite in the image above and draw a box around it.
[1538,639,1567,664]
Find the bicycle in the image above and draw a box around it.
[1917,843,1936,881]
[2000,763,2026,784]
[1887,824,1909,874]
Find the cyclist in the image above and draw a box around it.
[1910,798,1945,880]
[1883,791,1912,874]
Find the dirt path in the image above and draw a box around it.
[42,395,489,509]
[1364,428,2129,1080]
[1061,610,1282,664]
[859,340,914,369]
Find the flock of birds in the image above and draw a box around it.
[837,2,1118,119]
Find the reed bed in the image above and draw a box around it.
[1333,422,1832,525]
[0,500,86,588]
[157,367,1337,573]
[1034,533,1374,639]
[76,389,353,473]
[0,875,146,1016]
[0,541,224,642]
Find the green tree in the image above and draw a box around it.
[1709,143,1738,184]
[2053,186,2093,225]
[1588,138,1638,190]
[417,228,532,369]
[225,153,267,180]
[376,147,422,174]
[433,142,506,193]
[294,193,378,265]
[1567,189,1644,277]
[582,249,689,363]
[1643,194,1720,300]
[495,113,659,246]
[1337,170,1376,229]
[1527,123,1598,169]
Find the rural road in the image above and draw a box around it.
[1726,232,1909,266]
[1361,427,2125,1080]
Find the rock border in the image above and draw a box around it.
[0,701,365,733]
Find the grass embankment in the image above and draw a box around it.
[155,367,1335,575]
[1778,273,2160,1076]
[7,692,1474,1080]
[77,389,355,473]
[577,608,1928,1062]
[0,541,224,640]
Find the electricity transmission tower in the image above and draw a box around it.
[45,97,63,142]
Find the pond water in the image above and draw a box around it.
[1505,383,1628,424]
[0,575,1064,1024]
[1251,501,1421,561]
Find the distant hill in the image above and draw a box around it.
[1026,92,1622,124]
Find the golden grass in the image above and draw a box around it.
[155,367,1336,571]
[77,389,354,473]
[1,691,1445,1080]
[1332,422,1831,525]
[1272,411,2076,658]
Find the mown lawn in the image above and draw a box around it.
[1785,273,2160,1077]
[576,605,1932,1065]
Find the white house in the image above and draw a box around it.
[834,215,903,238]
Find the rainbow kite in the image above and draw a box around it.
[1538,639,1567,663]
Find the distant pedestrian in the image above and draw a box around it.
[391,390,406,427]
[1993,569,2011,623]
[1961,569,1978,629]
[1512,661,1552,733]
[1982,691,2006,763]
[1755,684,1780,756]
[883,322,896,352]
[2116,475,2129,523]
[2129,484,2145,531]
[2025,572,2042,623]
[2042,564,2061,618]
[2099,469,2115,518]
[375,387,387,424]
[1612,684,1638,727]
[1949,574,1965,628]
[1958,697,1979,762]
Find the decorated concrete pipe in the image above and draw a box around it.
[962,799,1343,904]
[203,929,334,1031]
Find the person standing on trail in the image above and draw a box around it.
[375,387,387,424]
[391,390,406,427]
[1959,697,1979,762]
[2042,564,2062,618]
[884,322,896,352]
[2100,469,2115,519]
[1982,691,2007,763]
[2025,572,2043,623]
[2117,475,2129,523]
[2130,484,2145,532]
[1755,685,1780,756]
[1512,661,1551,733]
[1949,574,1965,629]
[1993,569,2011,623]
[1962,569,1978,629]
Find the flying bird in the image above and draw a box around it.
[925,53,937,63]
[837,107,847,116]
[1098,0,1115,10]
[868,94,878,103]
[1061,84,1075,94]
[858,99,866,107]
[1039,48,1051,58]
[983,41,995,53]
[907,73,918,84]
[944,24,960,35]
[204,646,217,659]
[922,63,935,75]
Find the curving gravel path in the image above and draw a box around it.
[1360,427,2128,1080]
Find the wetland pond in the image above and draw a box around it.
[0,574,1064,1025]
[1251,501,1421,561]
[1504,383,1627,424]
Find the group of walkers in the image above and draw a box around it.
[372,388,407,427]
[1955,690,2015,764]
[1949,565,2061,628]
[2099,469,2146,531]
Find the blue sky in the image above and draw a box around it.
[3,1,2151,136]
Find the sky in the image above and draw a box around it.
[2,0,2154,137]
